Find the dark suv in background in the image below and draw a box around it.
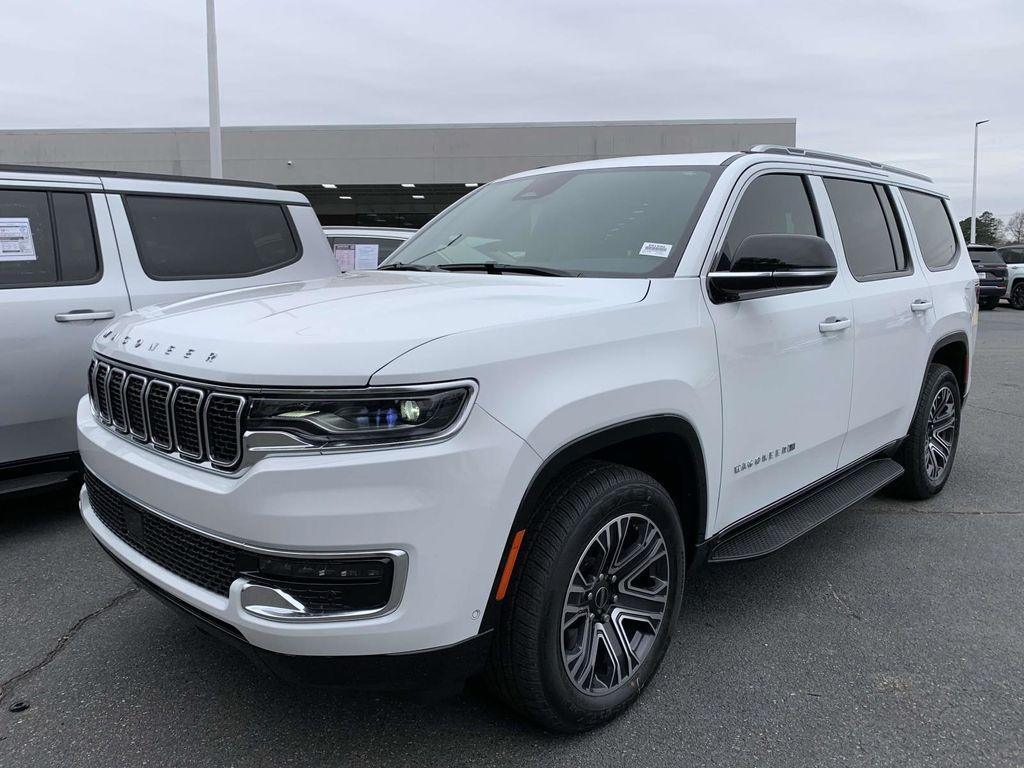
[969,244,1008,310]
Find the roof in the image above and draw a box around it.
[322,226,417,238]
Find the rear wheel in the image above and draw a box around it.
[489,461,685,732]
[1010,282,1024,310]
[892,364,961,499]
[979,297,998,310]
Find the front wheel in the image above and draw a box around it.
[1010,282,1024,310]
[892,364,962,499]
[489,461,685,732]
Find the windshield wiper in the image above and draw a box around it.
[436,262,577,277]
[376,262,439,272]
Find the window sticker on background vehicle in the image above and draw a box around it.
[334,243,355,271]
[354,243,379,270]
[639,241,672,258]
[0,217,37,261]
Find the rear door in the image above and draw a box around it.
[705,170,856,531]
[816,177,935,466]
[0,183,130,465]
[105,186,337,309]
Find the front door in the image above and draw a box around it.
[704,172,855,532]
[0,189,130,465]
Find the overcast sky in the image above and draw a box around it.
[5,0,1022,222]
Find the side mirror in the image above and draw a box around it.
[708,233,838,303]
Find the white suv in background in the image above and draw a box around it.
[78,146,977,731]
[0,166,337,495]
[322,226,417,270]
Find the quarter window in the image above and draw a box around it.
[824,178,909,279]
[719,174,819,270]
[900,190,959,270]
[0,189,99,289]
[124,195,299,280]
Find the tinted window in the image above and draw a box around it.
[53,192,100,282]
[824,178,908,279]
[0,189,58,287]
[1000,247,1023,264]
[901,190,958,270]
[328,236,405,270]
[380,167,719,277]
[125,195,298,280]
[719,174,818,270]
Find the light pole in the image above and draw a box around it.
[206,0,223,178]
[970,119,989,244]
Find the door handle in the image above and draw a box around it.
[818,316,851,333]
[54,310,116,323]
[911,299,933,312]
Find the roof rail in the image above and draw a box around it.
[0,163,279,190]
[747,145,933,183]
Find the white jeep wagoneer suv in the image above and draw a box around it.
[77,146,977,731]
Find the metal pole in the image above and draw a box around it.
[206,0,223,178]
[970,119,989,244]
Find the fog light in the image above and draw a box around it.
[257,556,387,583]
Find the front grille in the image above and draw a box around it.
[87,357,245,470]
[85,471,395,614]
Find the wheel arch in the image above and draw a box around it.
[479,415,707,633]
[927,331,970,401]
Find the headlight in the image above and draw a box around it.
[246,383,475,447]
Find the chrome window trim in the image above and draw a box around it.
[170,386,206,460]
[203,393,246,468]
[84,470,408,623]
[144,379,174,450]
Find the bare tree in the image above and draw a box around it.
[1006,211,1024,245]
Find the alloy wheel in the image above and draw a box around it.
[560,513,670,694]
[1012,283,1024,310]
[924,385,957,482]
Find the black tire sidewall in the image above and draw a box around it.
[905,365,962,496]
[534,476,685,725]
[1011,283,1024,310]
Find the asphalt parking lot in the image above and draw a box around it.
[1,310,1022,768]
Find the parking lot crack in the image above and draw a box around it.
[827,581,863,621]
[0,587,138,704]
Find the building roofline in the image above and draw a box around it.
[0,118,797,135]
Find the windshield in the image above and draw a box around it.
[382,166,720,277]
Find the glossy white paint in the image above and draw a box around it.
[0,170,337,467]
[78,150,978,658]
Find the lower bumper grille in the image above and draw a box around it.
[84,471,395,613]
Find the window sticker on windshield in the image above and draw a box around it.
[0,217,37,262]
[639,242,672,258]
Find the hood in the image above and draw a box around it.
[94,271,650,385]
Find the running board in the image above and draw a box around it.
[708,458,904,563]
[0,471,78,497]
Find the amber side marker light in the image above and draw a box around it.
[495,529,526,601]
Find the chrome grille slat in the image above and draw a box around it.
[94,362,111,423]
[125,374,149,440]
[171,387,205,460]
[107,368,128,432]
[88,357,245,471]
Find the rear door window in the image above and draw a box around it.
[124,195,299,280]
[900,190,959,270]
[824,178,910,279]
[0,189,100,288]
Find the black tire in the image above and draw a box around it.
[979,297,998,311]
[488,460,685,732]
[1010,282,1024,311]
[892,364,962,499]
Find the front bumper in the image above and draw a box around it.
[78,396,540,658]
